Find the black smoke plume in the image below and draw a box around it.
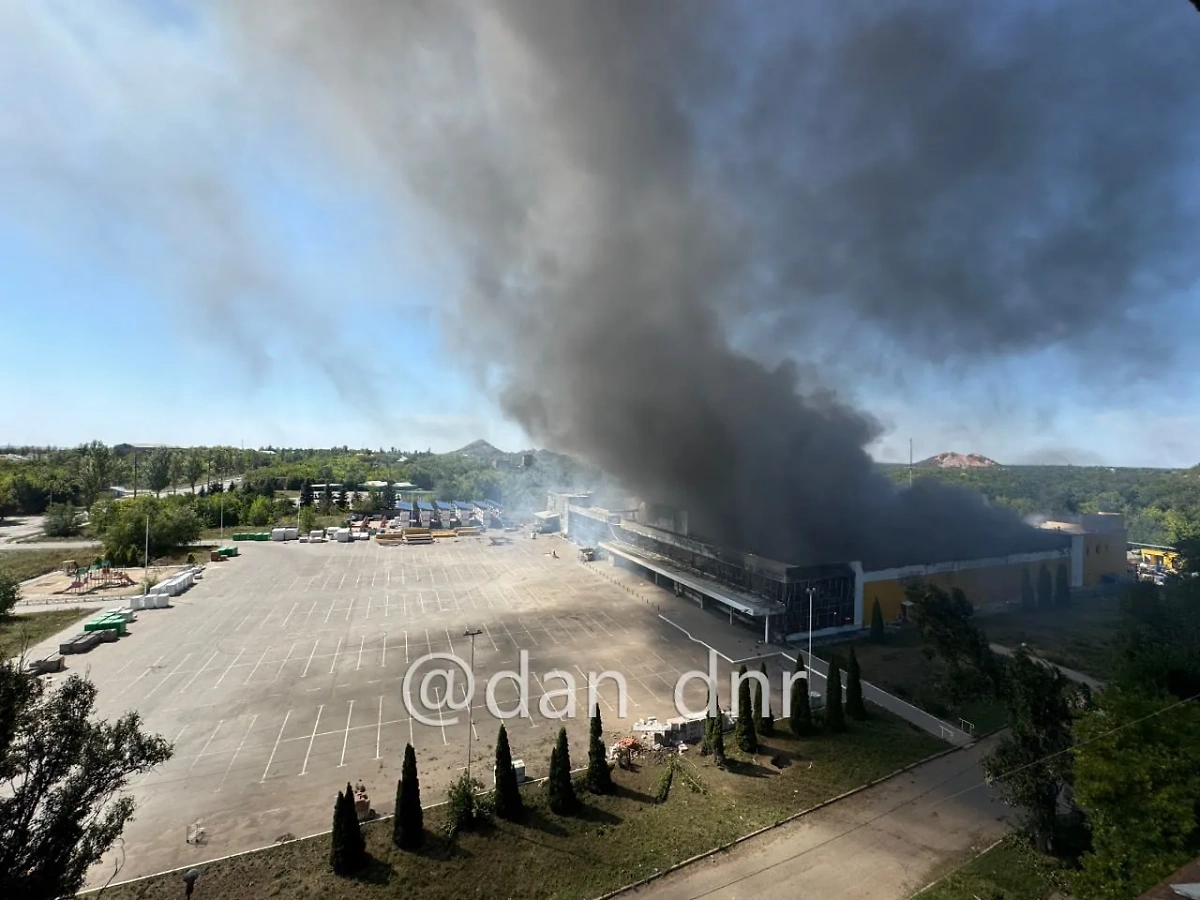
[219,1,1197,566]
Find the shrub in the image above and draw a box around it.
[43,502,80,538]
[789,659,815,736]
[0,573,20,619]
[445,771,488,838]
[734,664,759,754]
[825,656,847,733]
[653,760,674,804]
[393,743,423,849]
[869,598,886,642]
[547,727,578,815]
[494,724,524,819]
[586,708,614,795]
[846,647,867,721]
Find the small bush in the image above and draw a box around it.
[43,502,80,538]
[445,772,488,838]
[653,760,675,804]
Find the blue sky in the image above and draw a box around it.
[0,1,1197,466]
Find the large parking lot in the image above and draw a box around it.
[31,534,788,886]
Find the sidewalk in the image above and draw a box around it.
[989,642,1106,692]
[627,737,1009,900]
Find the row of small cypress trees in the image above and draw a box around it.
[705,648,869,759]
[332,709,616,874]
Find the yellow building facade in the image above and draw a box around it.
[855,514,1129,623]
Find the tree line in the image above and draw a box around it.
[906,563,1200,899]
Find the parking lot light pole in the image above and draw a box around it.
[806,587,816,677]
[463,627,483,782]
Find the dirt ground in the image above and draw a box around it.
[18,564,191,603]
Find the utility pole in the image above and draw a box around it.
[805,586,816,678]
[463,627,483,783]
[143,514,150,594]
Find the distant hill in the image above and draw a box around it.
[453,440,507,461]
[916,451,999,469]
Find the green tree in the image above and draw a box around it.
[101,497,202,563]
[1073,688,1200,900]
[393,743,423,850]
[1020,568,1036,612]
[825,656,846,733]
[869,597,885,642]
[908,582,1003,701]
[0,573,20,619]
[42,502,80,538]
[547,726,577,814]
[336,487,349,510]
[319,488,333,516]
[759,661,774,735]
[330,789,349,875]
[0,479,15,524]
[789,659,815,736]
[1055,562,1071,608]
[183,450,205,494]
[494,724,524,818]
[0,666,173,898]
[341,781,366,870]
[586,707,614,794]
[299,479,314,508]
[982,650,1077,854]
[299,505,317,536]
[146,448,173,497]
[75,442,112,509]
[734,664,759,753]
[247,496,273,527]
[845,647,866,721]
[1036,565,1053,611]
[707,701,727,766]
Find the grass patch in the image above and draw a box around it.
[0,547,104,584]
[978,596,1122,680]
[818,631,1008,735]
[0,608,94,659]
[99,714,945,900]
[916,834,1071,900]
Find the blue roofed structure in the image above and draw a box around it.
[416,500,435,512]
[396,500,413,512]
[434,501,454,512]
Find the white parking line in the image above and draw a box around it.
[338,573,346,591]
[179,650,219,694]
[190,720,225,773]
[481,623,499,651]
[381,633,388,668]
[365,596,372,619]
[144,653,190,699]
[323,597,338,623]
[404,630,409,663]
[261,710,292,782]
[375,696,383,760]
[432,687,448,744]
[356,635,366,670]
[301,705,324,776]
[212,649,245,689]
[329,636,344,674]
[344,598,354,620]
[274,642,298,680]
[216,715,258,791]
[280,602,298,629]
[338,701,354,767]
[243,647,272,685]
[301,639,321,678]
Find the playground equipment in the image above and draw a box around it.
[62,563,137,595]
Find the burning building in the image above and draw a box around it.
[553,491,1127,642]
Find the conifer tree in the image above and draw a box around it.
[758,661,774,735]
[494,724,524,819]
[790,658,815,736]
[343,782,366,869]
[330,789,349,874]
[710,700,727,766]
[734,664,759,753]
[869,598,886,642]
[547,726,578,814]
[846,647,867,721]
[394,742,424,849]
[586,707,614,794]
[825,656,847,732]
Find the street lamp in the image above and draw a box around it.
[805,586,816,678]
[463,627,483,782]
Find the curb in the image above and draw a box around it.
[590,741,969,900]
[908,834,1007,897]
[84,764,589,895]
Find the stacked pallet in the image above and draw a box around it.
[374,531,405,545]
[431,529,457,539]
[454,527,480,536]
[402,527,434,545]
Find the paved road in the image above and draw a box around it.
[0,539,103,551]
[789,648,974,746]
[989,643,1106,692]
[629,738,1010,900]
